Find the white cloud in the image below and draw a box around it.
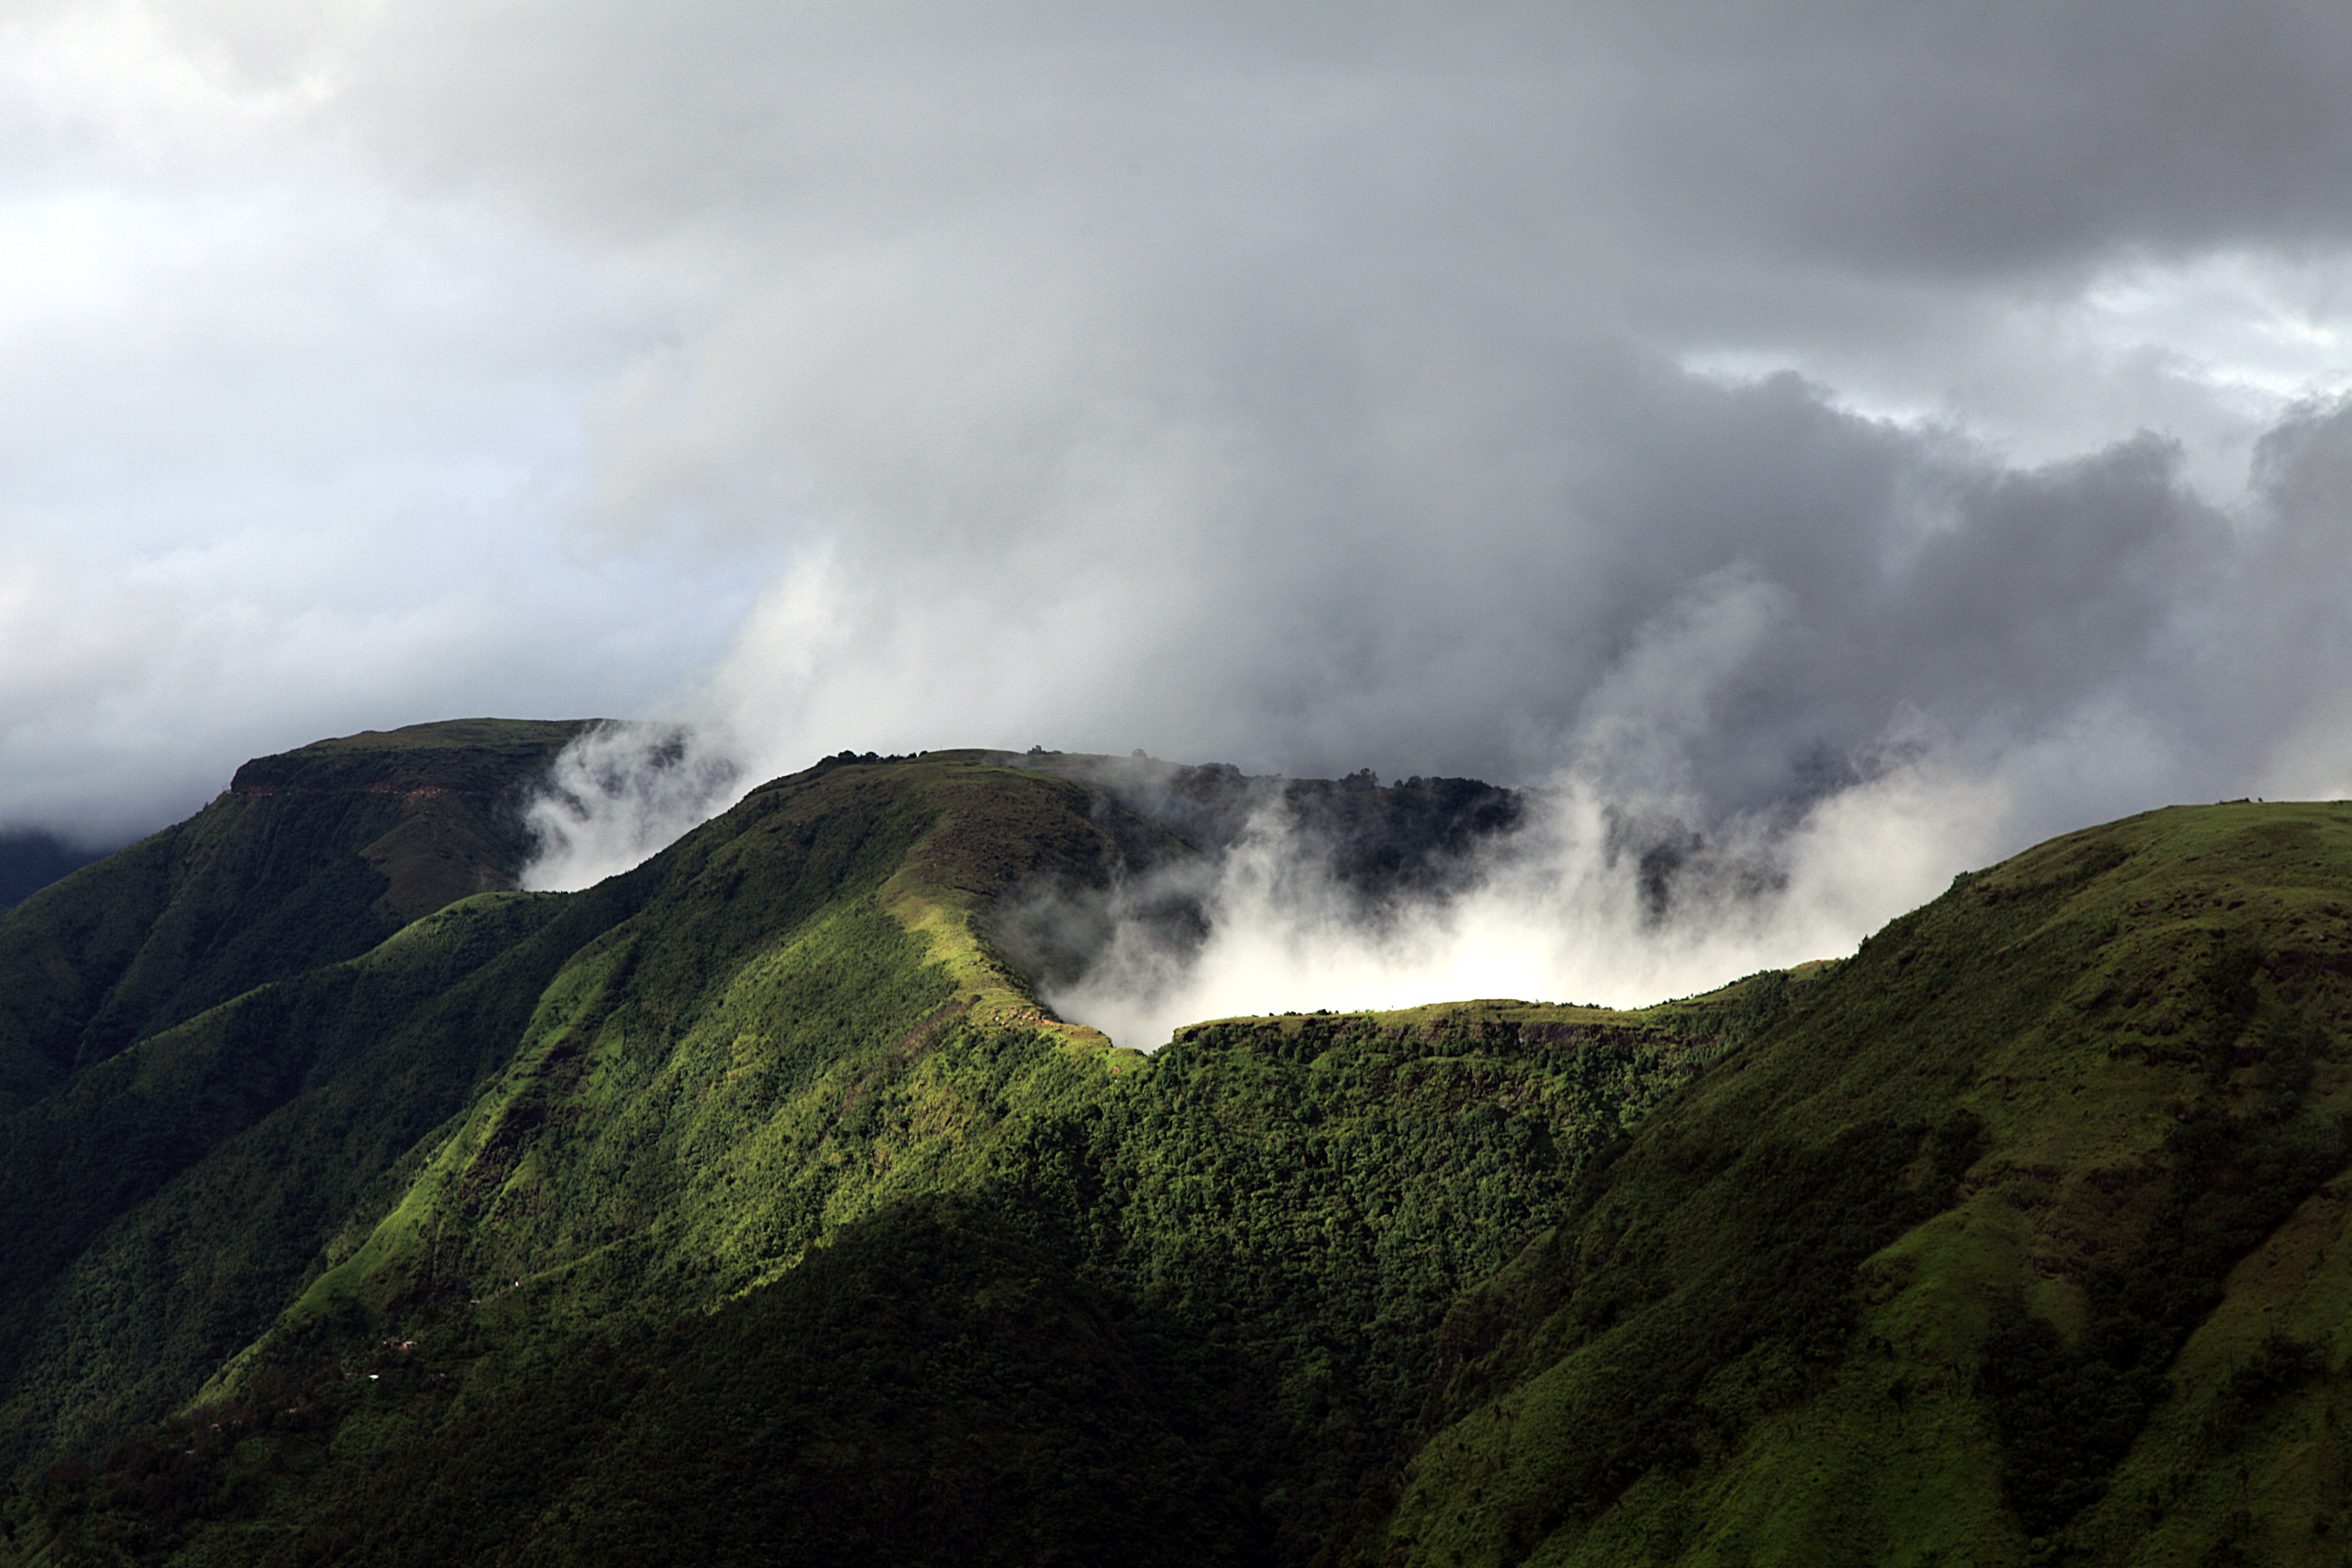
[1042,750,2017,1050]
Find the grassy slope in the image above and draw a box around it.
[0,875,680,1486]
[261,754,1141,1320]
[0,893,569,1477]
[15,987,1757,1567]
[36,751,2344,1567]
[0,749,1135,1491]
[0,755,1771,1566]
[1362,801,2352,1568]
[0,754,1164,1561]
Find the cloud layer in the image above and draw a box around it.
[7,4,2351,1025]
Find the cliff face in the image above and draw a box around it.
[0,718,596,1109]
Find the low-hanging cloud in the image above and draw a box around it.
[514,370,2352,1041]
[519,721,741,894]
[502,269,2352,1036]
[522,351,2336,849]
[1039,756,2009,1051]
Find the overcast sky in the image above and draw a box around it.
[7,0,2352,860]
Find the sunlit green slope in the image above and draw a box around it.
[1360,801,2352,1568]
[0,745,1763,1566]
[22,731,2343,1567]
[0,741,1153,1493]
[5,988,1759,1567]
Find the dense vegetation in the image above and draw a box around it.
[0,718,594,1113]
[0,722,607,1470]
[3,725,2352,1566]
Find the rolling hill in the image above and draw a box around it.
[0,725,2347,1566]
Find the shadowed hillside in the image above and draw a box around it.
[0,718,596,1114]
[0,720,604,1482]
[0,836,106,919]
[0,740,1756,1566]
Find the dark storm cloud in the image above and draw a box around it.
[331,2,2352,268]
[681,345,2255,832]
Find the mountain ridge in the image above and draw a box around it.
[0,717,600,1114]
[1369,800,2352,1565]
[3,722,2349,1565]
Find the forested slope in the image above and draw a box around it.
[0,720,602,1479]
[0,718,594,1113]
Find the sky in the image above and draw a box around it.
[6,2,2352,1027]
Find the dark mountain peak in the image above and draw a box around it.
[226,717,602,797]
[0,720,607,1107]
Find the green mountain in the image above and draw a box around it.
[1372,803,2352,1567]
[1,726,2347,1565]
[0,720,598,1479]
[0,718,597,1112]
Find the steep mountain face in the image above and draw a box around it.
[5,728,2349,1567]
[0,719,601,1481]
[0,731,1149,1490]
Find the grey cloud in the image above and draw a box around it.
[685,315,2245,827]
[1584,2,2352,276]
[9,0,2352,897]
[321,3,2352,286]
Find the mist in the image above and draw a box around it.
[1030,754,2005,1050]
[519,721,741,893]
[508,368,2352,1043]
